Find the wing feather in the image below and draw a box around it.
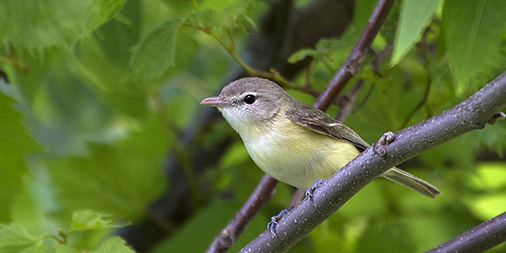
[285,104,370,151]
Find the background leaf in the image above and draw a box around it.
[0,0,126,52]
[129,19,183,84]
[442,0,506,94]
[391,0,440,66]
[46,114,168,219]
[0,223,44,253]
[71,210,126,231]
[0,92,41,222]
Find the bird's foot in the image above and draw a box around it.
[305,179,326,207]
[374,131,395,156]
[267,206,294,237]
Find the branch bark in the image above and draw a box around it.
[427,211,506,253]
[240,71,506,252]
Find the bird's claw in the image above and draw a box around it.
[305,179,326,207]
[268,207,294,237]
[374,131,395,156]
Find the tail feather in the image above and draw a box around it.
[381,167,441,198]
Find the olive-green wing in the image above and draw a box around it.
[285,105,370,151]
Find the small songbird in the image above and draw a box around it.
[201,77,441,198]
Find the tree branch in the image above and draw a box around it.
[426,211,506,253]
[240,71,506,252]
[206,175,278,253]
[314,0,394,111]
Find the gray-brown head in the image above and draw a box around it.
[201,77,290,132]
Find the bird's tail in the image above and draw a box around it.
[381,167,441,198]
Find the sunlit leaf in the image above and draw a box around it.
[0,0,126,52]
[151,201,266,253]
[54,237,134,253]
[46,115,168,219]
[288,30,358,65]
[10,177,51,236]
[0,223,44,253]
[70,210,127,231]
[187,1,256,35]
[54,243,80,253]
[391,0,440,66]
[93,237,135,253]
[0,92,42,222]
[129,18,183,83]
[442,0,506,94]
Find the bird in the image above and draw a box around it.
[201,77,441,198]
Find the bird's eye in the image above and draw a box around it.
[244,94,256,104]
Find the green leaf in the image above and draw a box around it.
[10,177,51,236]
[70,210,127,231]
[77,36,148,118]
[93,237,135,253]
[288,49,321,64]
[0,223,44,253]
[288,30,358,65]
[391,0,440,66]
[0,92,42,158]
[188,1,256,35]
[468,162,506,190]
[151,201,267,253]
[46,115,168,219]
[129,18,183,83]
[88,0,128,31]
[54,243,80,253]
[0,92,42,222]
[465,163,506,220]
[442,0,506,94]
[54,237,134,253]
[0,0,126,52]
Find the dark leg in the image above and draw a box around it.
[305,179,326,206]
[267,206,294,237]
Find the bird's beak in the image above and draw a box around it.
[200,96,231,107]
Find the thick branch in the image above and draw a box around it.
[427,211,506,253]
[314,0,394,111]
[240,71,506,252]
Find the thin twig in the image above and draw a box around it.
[372,44,393,77]
[314,0,395,111]
[206,175,278,253]
[153,92,201,207]
[336,79,365,121]
[353,83,375,113]
[0,55,28,73]
[182,22,295,90]
[400,78,432,129]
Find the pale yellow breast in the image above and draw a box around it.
[241,117,361,189]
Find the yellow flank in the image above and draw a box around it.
[239,113,360,189]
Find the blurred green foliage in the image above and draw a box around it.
[1,0,506,252]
